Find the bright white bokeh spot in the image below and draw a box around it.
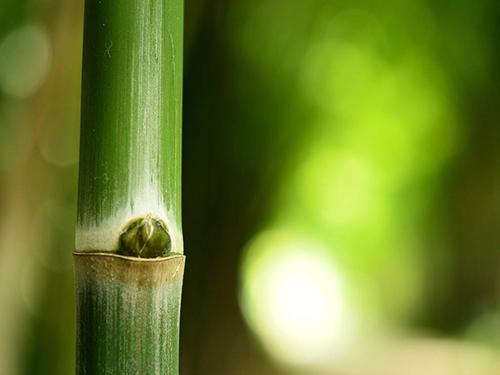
[240,230,349,365]
[0,25,51,98]
[265,251,343,353]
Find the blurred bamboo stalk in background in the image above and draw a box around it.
[74,0,184,373]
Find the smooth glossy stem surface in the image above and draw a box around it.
[77,0,184,253]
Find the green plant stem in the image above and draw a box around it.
[76,0,183,253]
[74,0,184,373]
[75,253,185,374]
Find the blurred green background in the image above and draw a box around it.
[1,0,500,374]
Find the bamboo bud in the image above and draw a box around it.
[118,216,173,258]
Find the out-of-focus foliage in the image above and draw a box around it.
[1,0,500,374]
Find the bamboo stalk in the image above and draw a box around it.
[74,254,185,374]
[74,0,184,373]
[76,0,183,253]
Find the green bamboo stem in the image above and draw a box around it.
[74,254,185,375]
[76,0,183,253]
[74,0,184,373]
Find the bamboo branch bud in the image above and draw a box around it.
[118,216,172,258]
